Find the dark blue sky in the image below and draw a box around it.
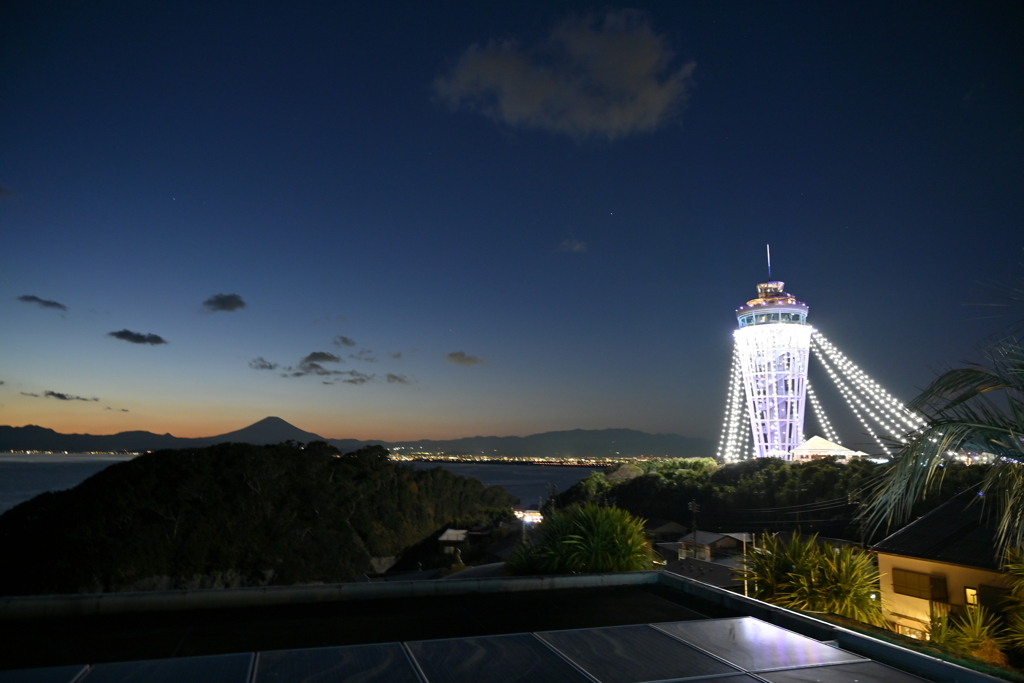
[2,1,1022,445]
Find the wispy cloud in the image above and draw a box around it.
[106,406,130,412]
[434,9,695,140]
[255,350,385,385]
[559,238,587,253]
[20,390,98,401]
[350,349,377,363]
[386,373,412,384]
[446,351,482,366]
[333,335,357,347]
[389,351,402,360]
[340,370,373,385]
[109,329,168,345]
[45,390,99,402]
[285,351,346,377]
[249,357,278,371]
[18,295,67,311]
[302,351,341,363]
[202,293,246,312]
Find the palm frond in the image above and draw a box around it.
[861,326,1024,557]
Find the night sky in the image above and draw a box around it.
[2,1,1022,446]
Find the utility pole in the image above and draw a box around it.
[688,500,700,559]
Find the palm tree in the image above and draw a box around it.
[862,319,1024,558]
[1003,547,1024,651]
[739,533,885,627]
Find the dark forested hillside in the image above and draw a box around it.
[553,456,989,542]
[0,443,514,595]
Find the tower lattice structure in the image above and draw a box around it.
[732,281,812,459]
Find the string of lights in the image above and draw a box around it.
[808,342,893,456]
[811,344,906,442]
[717,345,749,462]
[812,333,926,432]
[806,380,840,444]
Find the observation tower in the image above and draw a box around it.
[717,272,927,462]
[732,281,813,459]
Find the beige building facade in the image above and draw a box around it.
[872,495,1010,640]
[877,551,1010,639]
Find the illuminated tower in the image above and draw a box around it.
[733,281,813,459]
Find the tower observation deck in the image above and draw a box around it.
[733,281,813,458]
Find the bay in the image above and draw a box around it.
[409,461,601,508]
[0,453,138,514]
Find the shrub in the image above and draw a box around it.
[507,503,654,575]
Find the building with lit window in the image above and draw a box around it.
[872,496,1012,639]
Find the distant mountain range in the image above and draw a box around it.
[0,416,714,459]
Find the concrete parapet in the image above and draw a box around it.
[0,570,659,620]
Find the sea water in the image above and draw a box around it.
[409,461,602,507]
[0,453,138,514]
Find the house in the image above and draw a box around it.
[678,530,740,561]
[872,495,1012,639]
[643,518,688,541]
[438,527,468,556]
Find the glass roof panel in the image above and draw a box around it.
[0,666,89,683]
[253,643,419,683]
[406,633,592,683]
[538,624,740,683]
[654,618,864,672]
[80,653,253,683]
[759,661,931,683]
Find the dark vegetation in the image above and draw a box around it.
[553,456,989,542]
[507,503,654,575]
[0,442,514,595]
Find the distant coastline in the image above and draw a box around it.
[0,417,715,461]
[399,455,624,467]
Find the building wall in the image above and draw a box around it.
[876,552,1010,638]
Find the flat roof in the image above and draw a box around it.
[0,572,1008,683]
[1,616,933,683]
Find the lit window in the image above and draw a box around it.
[965,587,978,605]
[897,624,926,640]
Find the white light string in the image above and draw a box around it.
[810,341,893,456]
[716,342,749,462]
[812,333,926,432]
[806,380,840,444]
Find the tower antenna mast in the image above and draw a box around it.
[766,244,771,279]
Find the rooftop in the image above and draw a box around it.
[872,495,1002,571]
[0,571,1008,682]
